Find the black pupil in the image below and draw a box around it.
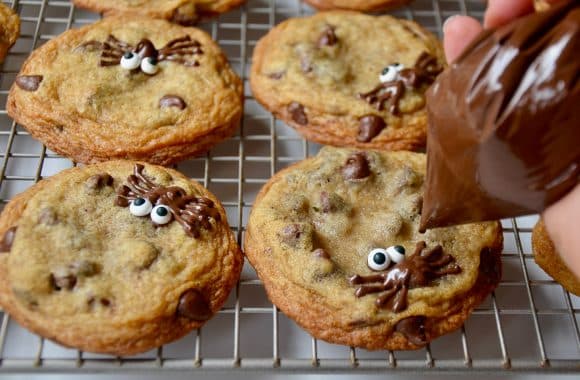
[373,252,386,265]
[124,52,134,59]
[392,62,400,67]
[382,67,390,75]
[148,57,157,65]
[156,207,169,216]
[394,245,405,255]
[134,198,146,206]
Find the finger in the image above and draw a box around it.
[484,0,535,28]
[443,16,483,63]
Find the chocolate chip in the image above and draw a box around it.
[357,115,386,142]
[268,71,285,80]
[159,95,187,110]
[171,6,199,26]
[320,192,333,213]
[280,224,302,244]
[288,102,308,125]
[177,289,212,321]
[395,316,427,346]
[320,192,345,213]
[341,153,371,181]
[85,173,113,191]
[15,75,43,91]
[313,248,330,259]
[100,298,111,307]
[318,25,338,48]
[39,208,58,225]
[0,227,17,252]
[50,272,77,291]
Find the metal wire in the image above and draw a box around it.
[0,0,578,374]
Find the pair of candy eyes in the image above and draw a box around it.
[120,52,159,75]
[367,245,406,271]
[379,63,405,83]
[129,198,172,224]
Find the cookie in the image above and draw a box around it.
[532,220,580,296]
[0,161,243,355]
[245,147,503,350]
[304,0,409,12]
[72,0,246,25]
[0,3,20,63]
[7,16,243,165]
[250,11,445,151]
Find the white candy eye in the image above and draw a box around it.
[151,205,172,225]
[129,197,152,217]
[387,245,406,264]
[141,57,159,75]
[379,63,405,83]
[367,248,391,271]
[120,51,141,70]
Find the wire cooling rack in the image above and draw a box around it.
[0,0,578,375]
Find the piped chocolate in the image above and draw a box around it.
[421,1,580,230]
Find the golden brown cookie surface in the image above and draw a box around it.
[72,0,246,25]
[532,219,580,296]
[250,11,445,151]
[304,0,410,12]
[0,161,243,355]
[0,3,20,63]
[7,16,243,165]
[244,147,502,350]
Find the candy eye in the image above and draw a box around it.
[379,63,405,83]
[129,197,152,217]
[387,245,406,264]
[120,51,141,70]
[151,205,172,225]
[367,248,391,271]
[141,57,159,75]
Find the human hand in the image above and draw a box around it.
[442,0,580,279]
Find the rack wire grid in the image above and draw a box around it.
[0,0,578,375]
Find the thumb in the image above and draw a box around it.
[442,15,483,63]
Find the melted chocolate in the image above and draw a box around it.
[177,289,212,321]
[395,316,427,346]
[15,75,43,91]
[116,164,221,238]
[421,1,580,230]
[84,35,203,68]
[0,227,17,252]
[358,52,442,115]
[159,95,187,110]
[349,242,461,312]
[288,102,308,125]
[342,152,371,181]
[357,115,386,142]
[318,25,338,48]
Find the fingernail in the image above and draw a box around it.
[443,15,460,32]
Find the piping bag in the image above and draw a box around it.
[420,0,580,231]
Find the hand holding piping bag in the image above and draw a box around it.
[422,0,580,277]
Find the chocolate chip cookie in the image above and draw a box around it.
[7,16,243,165]
[0,161,242,355]
[72,0,245,25]
[245,147,502,350]
[250,11,445,151]
[0,3,20,63]
[304,0,409,12]
[532,219,580,296]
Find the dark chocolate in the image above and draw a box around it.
[177,289,212,321]
[421,1,580,230]
[341,152,371,181]
[116,164,221,238]
[279,224,302,245]
[15,75,43,91]
[395,316,427,346]
[357,115,386,142]
[358,52,442,115]
[349,241,461,312]
[288,102,308,125]
[159,95,187,110]
[0,227,17,252]
[318,25,337,48]
[50,273,77,291]
[313,248,330,259]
